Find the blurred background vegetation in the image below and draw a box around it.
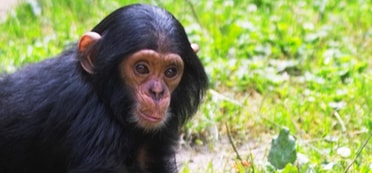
[1,0,372,172]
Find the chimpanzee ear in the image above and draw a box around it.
[191,43,199,53]
[78,32,102,74]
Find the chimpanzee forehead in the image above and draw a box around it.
[127,49,183,64]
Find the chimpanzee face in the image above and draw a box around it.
[120,49,184,130]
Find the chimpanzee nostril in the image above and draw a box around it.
[148,82,165,101]
[149,88,164,101]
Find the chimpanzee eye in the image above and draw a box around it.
[164,67,177,78]
[135,64,149,75]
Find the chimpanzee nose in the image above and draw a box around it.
[148,81,164,101]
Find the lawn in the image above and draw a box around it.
[1,0,372,172]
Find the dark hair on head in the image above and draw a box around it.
[92,4,187,58]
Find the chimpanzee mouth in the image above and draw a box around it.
[139,112,163,123]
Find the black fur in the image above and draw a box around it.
[0,4,208,173]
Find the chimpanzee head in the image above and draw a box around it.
[77,4,208,131]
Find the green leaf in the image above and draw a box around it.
[268,127,297,169]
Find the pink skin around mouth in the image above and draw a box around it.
[139,112,162,123]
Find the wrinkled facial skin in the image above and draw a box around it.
[121,50,184,130]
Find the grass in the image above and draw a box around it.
[1,0,372,172]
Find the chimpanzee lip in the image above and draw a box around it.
[139,111,162,123]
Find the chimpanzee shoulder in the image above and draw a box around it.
[0,48,128,172]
